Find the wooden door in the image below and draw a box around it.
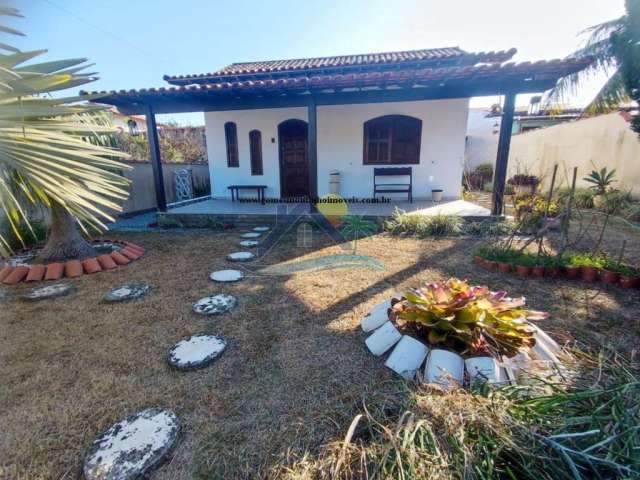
[279,120,309,197]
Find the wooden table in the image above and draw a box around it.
[227,185,267,204]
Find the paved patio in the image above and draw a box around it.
[166,198,491,217]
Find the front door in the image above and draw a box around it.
[279,119,309,198]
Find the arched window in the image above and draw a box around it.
[224,122,239,167]
[363,115,422,165]
[249,129,263,175]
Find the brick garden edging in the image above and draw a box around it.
[0,241,145,285]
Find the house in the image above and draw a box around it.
[83,46,589,215]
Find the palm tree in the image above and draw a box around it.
[0,6,130,262]
[549,0,640,136]
[340,216,377,254]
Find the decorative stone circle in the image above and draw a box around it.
[239,240,259,248]
[192,293,237,315]
[253,226,270,232]
[167,334,227,370]
[227,251,255,262]
[240,232,261,239]
[209,269,244,283]
[83,408,179,480]
[362,296,565,388]
[104,282,152,302]
[21,282,75,301]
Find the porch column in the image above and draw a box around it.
[307,99,318,203]
[491,92,516,216]
[144,104,167,212]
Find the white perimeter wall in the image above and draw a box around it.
[205,98,469,200]
[508,112,640,196]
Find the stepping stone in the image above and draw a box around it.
[167,334,227,370]
[83,408,179,480]
[365,321,402,356]
[227,251,255,262]
[104,282,151,302]
[21,282,75,301]
[253,226,270,232]
[209,269,244,283]
[192,293,237,315]
[385,336,429,379]
[465,357,504,384]
[240,232,261,239]
[424,349,464,388]
[361,299,392,332]
[239,240,259,248]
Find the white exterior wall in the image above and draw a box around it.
[508,112,640,196]
[204,99,469,200]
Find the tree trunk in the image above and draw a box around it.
[36,203,96,263]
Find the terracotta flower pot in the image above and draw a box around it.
[44,263,64,281]
[484,260,498,272]
[25,265,46,282]
[532,266,545,278]
[516,265,532,277]
[580,266,600,282]
[563,266,581,279]
[546,266,561,278]
[601,270,619,285]
[498,262,512,274]
[473,255,484,265]
[619,276,640,289]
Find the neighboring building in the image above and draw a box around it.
[110,108,154,135]
[508,110,640,195]
[86,45,588,213]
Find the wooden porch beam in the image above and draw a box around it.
[307,98,318,203]
[491,92,516,216]
[144,104,167,212]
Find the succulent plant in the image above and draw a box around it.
[391,278,548,358]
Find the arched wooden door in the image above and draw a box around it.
[278,119,309,198]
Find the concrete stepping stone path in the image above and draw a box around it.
[253,226,270,232]
[192,293,237,315]
[167,334,227,370]
[209,269,244,283]
[239,240,259,248]
[83,408,179,480]
[104,282,151,302]
[21,282,75,301]
[240,232,261,239]
[227,251,255,262]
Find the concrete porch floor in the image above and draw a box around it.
[166,198,490,217]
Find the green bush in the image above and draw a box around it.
[598,190,633,214]
[421,214,463,236]
[559,251,605,268]
[554,187,595,209]
[383,209,426,235]
[0,217,47,250]
[384,210,463,237]
[463,220,515,236]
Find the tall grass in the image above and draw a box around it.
[274,349,639,479]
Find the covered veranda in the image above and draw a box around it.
[84,56,590,219]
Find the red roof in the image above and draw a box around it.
[164,46,517,85]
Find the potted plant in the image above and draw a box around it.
[575,254,604,282]
[559,252,581,279]
[601,257,623,285]
[514,253,534,277]
[618,264,640,289]
[583,167,616,209]
[507,174,540,195]
[542,255,561,278]
[432,189,444,202]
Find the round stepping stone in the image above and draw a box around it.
[104,282,151,302]
[240,232,261,239]
[83,408,179,480]
[209,269,244,283]
[21,282,75,301]
[167,334,227,370]
[227,251,255,262]
[253,226,270,232]
[192,293,237,315]
[239,240,259,248]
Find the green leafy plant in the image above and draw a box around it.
[0,6,130,260]
[383,210,463,237]
[583,167,617,195]
[598,190,632,214]
[555,187,596,209]
[559,251,606,268]
[603,257,639,277]
[391,277,547,357]
[508,174,540,187]
[421,214,463,236]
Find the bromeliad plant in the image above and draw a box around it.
[391,278,548,358]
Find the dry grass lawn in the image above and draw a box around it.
[1,225,639,479]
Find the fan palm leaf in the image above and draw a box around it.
[0,8,130,259]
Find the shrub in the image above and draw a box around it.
[603,258,639,276]
[559,251,606,268]
[391,277,546,357]
[474,163,494,177]
[421,214,463,236]
[598,190,633,214]
[463,220,515,236]
[484,181,514,195]
[0,217,47,251]
[383,208,426,235]
[508,174,540,186]
[554,187,596,209]
[384,210,463,237]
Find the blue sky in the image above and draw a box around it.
[16,0,625,125]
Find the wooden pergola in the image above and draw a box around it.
[84,56,590,215]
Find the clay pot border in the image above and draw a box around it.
[0,240,145,285]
